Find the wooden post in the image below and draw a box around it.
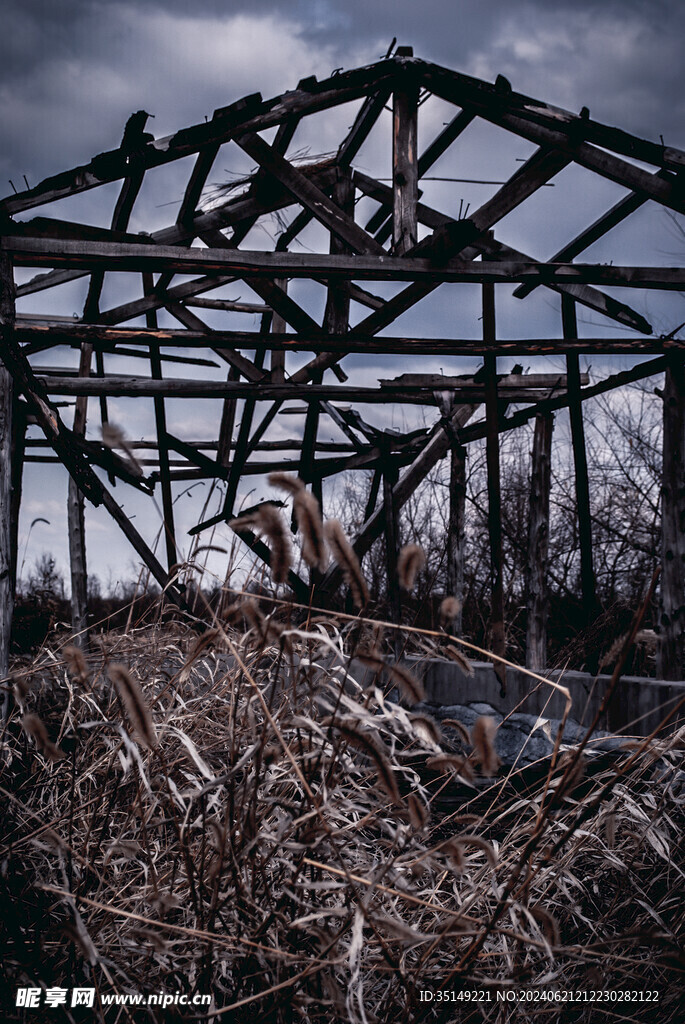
[483,284,506,694]
[447,431,467,635]
[143,272,177,572]
[562,294,597,631]
[0,251,14,699]
[300,172,354,512]
[9,398,26,593]
[526,411,554,670]
[392,69,418,255]
[383,452,401,630]
[658,358,685,680]
[270,278,287,384]
[67,342,91,646]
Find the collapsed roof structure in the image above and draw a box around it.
[0,47,683,681]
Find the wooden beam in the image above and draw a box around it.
[67,336,92,647]
[658,357,685,680]
[526,411,553,670]
[0,252,15,697]
[34,375,585,403]
[392,77,419,254]
[352,171,652,335]
[421,62,685,213]
[234,132,385,255]
[513,186,652,300]
[482,285,506,694]
[382,453,401,626]
[446,421,466,634]
[367,107,475,242]
[7,237,682,300]
[16,322,681,356]
[300,173,354,501]
[337,87,392,168]
[143,272,177,573]
[562,294,597,631]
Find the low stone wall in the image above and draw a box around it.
[414,660,685,737]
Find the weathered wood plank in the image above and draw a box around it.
[16,322,680,356]
[482,286,506,693]
[337,87,392,167]
[143,272,177,572]
[562,295,597,631]
[0,252,15,697]
[7,237,681,300]
[526,411,553,670]
[392,79,418,253]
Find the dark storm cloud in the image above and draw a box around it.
[2,0,684,194]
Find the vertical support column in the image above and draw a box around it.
[0,250,15,696]
[217,366,239,468]
[68,342,90,646]
[483,283,506,694]
[143,273,177,572]
[562,294,597,631]
[658,358,685,680]
[383,452,401,632]
[446,428,467,635]
[526,411,554,670]
[9,399,26,594]
[392,65,418,255]
[300,171,353,510]
[270,279,287,384]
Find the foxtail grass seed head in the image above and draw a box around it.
[439,596,462,628]
[230,505,292,584]
[470,716,500,776]
[294,489,327,571]
[107,663,157,749]
[268,471,305,496]
[407,792,430,830]
[101,422,143,477]
[21,713,65,761]
[443,643,474,676]
[397,543,426,590]
[63,644,89,683]
[324,519,369,608]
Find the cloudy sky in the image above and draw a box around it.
[3,0,684,594]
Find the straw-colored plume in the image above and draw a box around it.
[397,543,426,590]
[108,664,157,749]
[294,489,327,571]
[407,792,430,830]
[324,519,369,608]
[21,713,65,762]
[439,596,462,628]
[443,643,474,676]
[101,422,143,477]
[329,717,401,805]
[268,472,305,496]
[64,645,89,684]
[470,716,500,776]
[230,505,292,584]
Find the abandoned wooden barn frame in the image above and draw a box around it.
[0,48,683,683]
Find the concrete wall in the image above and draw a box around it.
[412,659,685,737]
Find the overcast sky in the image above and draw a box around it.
[3,0,684,595]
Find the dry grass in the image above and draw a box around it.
[1,602,683,1022]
